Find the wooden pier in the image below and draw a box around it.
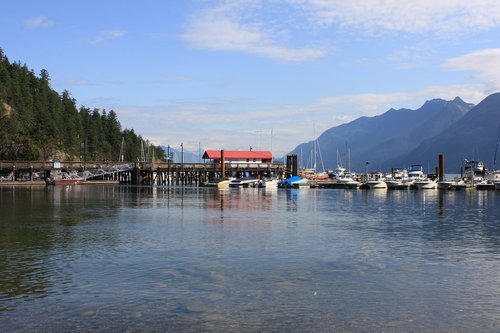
[0,160,287,186]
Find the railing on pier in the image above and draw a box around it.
[0,160,287,185]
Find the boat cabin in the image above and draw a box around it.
[202,150,272,164]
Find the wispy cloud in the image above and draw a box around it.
[89,30,128,44]
[25,16,54,29]
[443,48,500,93]
[294,0,500,35]
[180,1,500,62]
[112,84,485,153]
[180,2,326,62]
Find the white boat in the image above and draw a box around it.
[365,172,387,189]
[413,178,437,189]
[204,177,233,189]
[229,176,260,188]
[385,168,410,189]
[260,178,279,189]
[334,166,360,188]
[407,164,426,181]
[437,180,454,190]
[462,159,486,183]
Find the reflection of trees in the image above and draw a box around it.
[0,186,123,307]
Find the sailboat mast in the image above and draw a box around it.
[494,123,500,170]
[313,124,317,172]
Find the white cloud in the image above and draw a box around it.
[293,0,500,35]
[89,30,128,44]
[112,84,485,154]
[180,2,326,62]
[443,48,500,93]
[25,16,54,29]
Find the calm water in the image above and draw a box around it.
[1,185,499,332]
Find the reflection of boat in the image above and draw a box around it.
[278,175,309,188]
[495,181,500,190]
[229,176,260,188]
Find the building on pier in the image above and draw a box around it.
[202,150,272,164]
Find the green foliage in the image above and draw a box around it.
[0,48,165,161]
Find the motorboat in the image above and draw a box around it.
[259,178,279,189]
[278,175,309,188]
[413,178,437,189]
[334,166,360,188]
[385,168,410,189]
[204,177,233,189]
[229,176,260,188]
[407,164,426,181]
[365,172,387,189]
[437,179,454,190]
[462,159,486,183]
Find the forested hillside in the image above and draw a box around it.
[0,48,164,161]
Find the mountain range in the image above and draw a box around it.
[290,93,500,173]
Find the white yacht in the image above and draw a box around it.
[413,178,437,189]
[385,168,410,189]
[365,172,387,189]
[334,166,360,188]
[407,164,426,182]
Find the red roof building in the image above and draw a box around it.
[202,150,273,164]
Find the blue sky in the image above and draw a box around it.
[2,1,500,156]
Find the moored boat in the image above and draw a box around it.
[259,178,279,189]
[385,168,410,189]
[413,178,437,189]
[229,176,260,188]
[278,175,309,188]
[204,177,232,189]
[437,179,454,190]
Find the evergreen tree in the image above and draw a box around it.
[0,50,166,161]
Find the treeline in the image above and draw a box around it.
[0,48,165,161]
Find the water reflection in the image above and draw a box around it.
[1,186,500,332]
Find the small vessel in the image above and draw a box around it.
[334,166,360,188]
[229,176,260,188]
[413,178,437,189]
[260,178,279,189]
[407,164,426,182]
[278,175,309,188]
[204,177,232,189]
[365,172,387,189]
[385,168,410,189]
[462,159,486,183]
[437,179,454,190]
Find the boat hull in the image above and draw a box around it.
[365,181,387,189]
[413,180,437,189]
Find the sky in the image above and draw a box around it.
[2,0,500,156]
